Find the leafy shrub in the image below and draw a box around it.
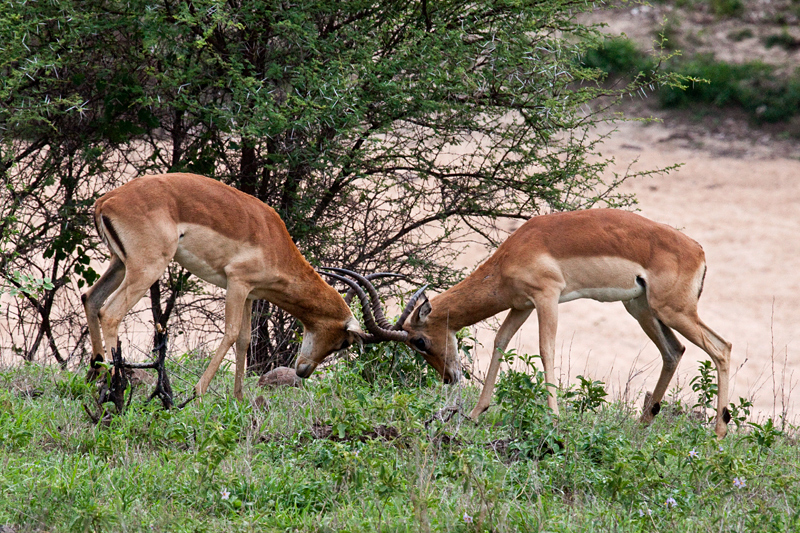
[584,35,800,127]
[728,396,753,428]
[763,30,800,51]
[711,0,744,17]
[494,351,562,458]
[660,55,800,124]
[581,37,656,78]
[346,341,437,388]
[564,375,608,414]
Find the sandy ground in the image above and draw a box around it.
[460,117,800,421]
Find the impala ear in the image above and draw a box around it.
[408,294,431,327]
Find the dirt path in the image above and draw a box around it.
[463,118,800,421]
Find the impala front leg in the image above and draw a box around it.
[195,281,251,398]
[533,291,561,415]
[469,308,532,420]
[233,298,254,401]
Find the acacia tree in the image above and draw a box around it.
[1,0,679,370]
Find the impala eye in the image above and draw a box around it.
[412,337,428,353]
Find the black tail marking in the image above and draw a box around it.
[101,214,127,259]
[698,265,707,299]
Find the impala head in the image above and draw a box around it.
[295,314,365,378]
[400,294,462,385]
[315,268,462,385]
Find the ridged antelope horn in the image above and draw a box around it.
[392,284,429,330]
[343,272,406,306]
[322,267,398,330]
[318,270,408,343]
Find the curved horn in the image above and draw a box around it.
[318,271,408,343]
[343,272,406,306]
[392,284,429,330]
[322,267,399,330]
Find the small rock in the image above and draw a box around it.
[258,366,302,388]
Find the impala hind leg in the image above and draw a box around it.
[195,280,252,398]
[98,255,173,368]
[623,295,686,425]
[469,308,532,420]
[82,255,125,379]
[659,310,732,439]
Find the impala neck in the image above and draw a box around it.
[429,260,509,331]
[256,252,351,328]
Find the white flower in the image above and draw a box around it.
[220,488,230,500]
[463,512,473,524]
[688,449,699,459]
[733,477,746,488]
[638,508,652,517]
[665,497,677,508]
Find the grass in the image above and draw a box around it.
[0,348,798,532]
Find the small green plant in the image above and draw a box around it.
[67,495,117,533]
[690,360,718,413]
[494,351,562,458]
[564,375,608,414]
[727,397,753,428]
[745,418,783,450]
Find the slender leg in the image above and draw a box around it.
[532,291,561,415]
[469,308,533,419]
[660,310,732,439]
[195,280,252,397]
[623,295,686,424]
[82,255,125,377]
[99,257,171,367]
[233,298,254,401]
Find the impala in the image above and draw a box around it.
[82,173,401,400]
[335,209,733,438]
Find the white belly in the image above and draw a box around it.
[556,255,647,303]
[174,245,229,288]
[171,223,253,289]
[559,284,644,303]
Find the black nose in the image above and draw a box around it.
[443,374,453,385]
[296,363,313,378]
